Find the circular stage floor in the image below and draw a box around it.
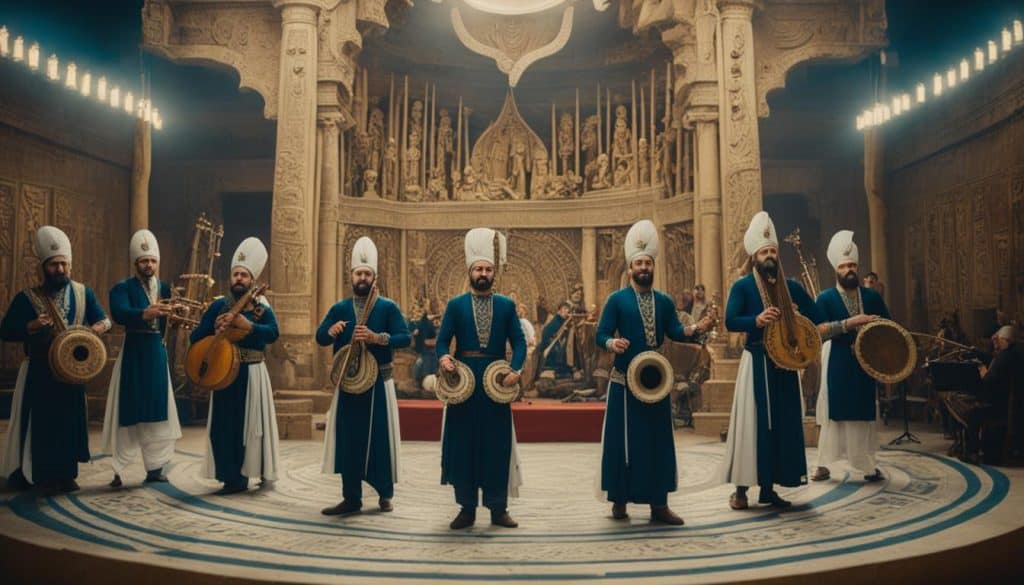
[1,427,1022,583]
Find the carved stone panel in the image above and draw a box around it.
[15,184,51,294]
[664,222,696,301]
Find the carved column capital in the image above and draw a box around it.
[273,0,322,22]
[717,0,762,19]
[683,105,718,128]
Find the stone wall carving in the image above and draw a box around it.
[469,93,549,196]
[663,222,696,300]
[142,0,282,119]
[753,0,887,117]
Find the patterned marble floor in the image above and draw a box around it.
[0,427,1019,584]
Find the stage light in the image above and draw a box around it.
[27,42,39,70]
[1002,28,1012,52]
[0,26,8,57]
[124,91,134,114]
[960,59,969,81]
[13,36,23,61]
[97,76,107,101]
[933,73,943,96]
[988,40,998,63]
[110,85,120,108]
[1015,20,1023,43]
[80,71,91,96]
[65,62,77,89]
[892,96,902,115]
[46,54,58,80]
[974,47,985,71]
[916,83,926,103]
[901,93,911,111]
[946,68,957,88]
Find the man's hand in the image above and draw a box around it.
[328,320,348,338]
[27,314,53,334]
[755,307,781,328]
[215,312,234,333]
[609,338,630,354]
[142,304,170,321]
[353,325,378,343]
[440,355,456,372]
[845,314,878,330]
[502,371,521,387]
[231,314,253,333]
[91,321,108,335]
[978,364,989,378]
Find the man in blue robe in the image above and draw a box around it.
[103,229,182,487]
[317,236,411,516]
[718,211,822,510]
[540,302,574,378]
[1,226,111,495]
[596,219,712,525]
[190,237,281,495]
[437,227,527,529]
[811,230,888,482]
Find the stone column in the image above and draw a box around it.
[688,106,724,299]
[864,127,889,291]
[130,118,151,231]
[717,0,764,292]
[581,228,597,311]
[317,113,342,323]
[269,0,319,339]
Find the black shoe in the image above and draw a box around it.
[6,469,32,491]
[59,479,80,494]
[758,491,791,508]
[215,481,248,495]
[490,510,518,528]
[38,480,61,497]
[378,498,393,512]
[321,499,362,516]
[449,508,476,530]
[109,474,123,488]
[864,469,884,482]
[650,505,685,526]
[144,469,168,483]
[611,503,629,520]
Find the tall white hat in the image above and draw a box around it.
[129,229,160,262]
[826,230,859,270]
[351,236,378,275]
[231,237,268,280]
[464,228,507,270]
[624,220,659,263]
[743,211,778,256]
[34,225,72,264]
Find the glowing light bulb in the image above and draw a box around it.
[13,36,23,61]
[1002,28,1012,52]
[124,91,134,114]
[933,73,943,96]
[901,93,911,111]
[65,62,77,89]
[97,76,107,101]
[960,59,969,81]
[27,42,39,70]
[988,40,998,63]
[946,67,957,88]
[80,72,91,96]
[975,47,985,71]
[1015,20,1023,43]
[110,86,120,108]
[916,83,926,103]
[46,54,58,80]
[0,26,9,57]
[892,96,902,115]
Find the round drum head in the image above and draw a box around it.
[855,319,918,384]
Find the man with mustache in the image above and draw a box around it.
[718,211,822,510]
[596,220,712,524]
[317,236,410,516]
[811,231,890,482]
[190,237,281,495]
[1,226,111,495]
[102,229,182,488]
[437,228,527,529]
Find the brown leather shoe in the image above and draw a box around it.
[490,510,518,528]
[810,466,830,481]
[379,497,393,512]
[729,492,749,510]
[449,508,476,530]
[611,503,629,520]
[650,505,684,526]
[321,499,362,516]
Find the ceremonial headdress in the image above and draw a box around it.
[34,225,72,264]
[826,230,859,270]
[129,229,160,263]
[231,237,268,280]
[743,211,778,256]
[464,228,507,270]
[351,236,378,275]
[624,220,659,263]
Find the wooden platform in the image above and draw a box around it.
[399,398,605,442]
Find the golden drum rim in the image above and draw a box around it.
[483,360,520,404]
[854,318,918,384]
[625,350,674,404]
[331,344,379,394]
[764,314,822,371]
[48,325,107,385]
[435,360,475,405]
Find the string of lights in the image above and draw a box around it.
[0,24,163,130]
[856,19,1022,131]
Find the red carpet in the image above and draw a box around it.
[398,399,605,442]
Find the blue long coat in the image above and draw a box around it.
[595,286,696,504]
[436,292,527,496]
[316,296,410,493]
[725,274,821,488]
[190,297,279,483]
[0,283,107,483]
[109,278,172,426]
[815,287,891,421]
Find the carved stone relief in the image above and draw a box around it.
[663,222,696,300]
